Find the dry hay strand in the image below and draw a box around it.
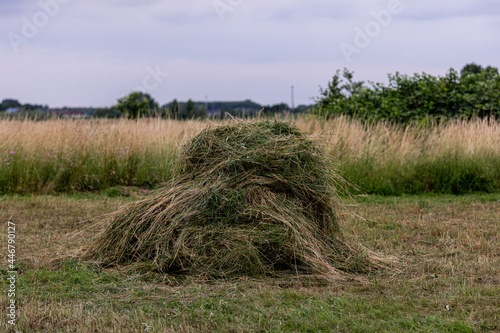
[83,120,390,279]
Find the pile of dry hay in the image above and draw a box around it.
[84,121,386,278]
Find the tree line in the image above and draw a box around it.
[93,94,310,120]
[315,63,500,123]
[0,95,307,120]
[3,62,498,122]
[0,99,48,112]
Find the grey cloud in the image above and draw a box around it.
[397,0,500,20]
[0,0,39,17]
[1,0,499,107]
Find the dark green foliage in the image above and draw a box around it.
[461,62,498,77]
[184,98,206,119]
[160,100,310,119]
[0,98,49,118]
[163,99,263,118]
[185,99,195,118]
[340,154,500,196]
[316,67,500,123]
[0,98,22,111]
[262,103,291,114]
[20,103,48,112]
[115,92,159,119]
[168,99,181,119]
[85,121,388,278]
[93,107,122,118]
[0,110,54,120]
[162,99,207,119]
[205,99,262,116]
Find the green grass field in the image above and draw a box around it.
[1,193,498,332]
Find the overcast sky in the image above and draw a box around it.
[1,0,499,108]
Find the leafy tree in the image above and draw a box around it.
[262,103,291,114]
[485,65,500,75]
[196,104,207,118]
[460,63,483,76]
[218,107,225,120]
[180,99,206,119]
[317,69,365,111]
[461,63,499,77]
[142,93,160,114]
[22,104,48,112]
[186,99,195,118]
[294,105,311,113]
[1,99,21,111]
[115,92,158,119]
[94,107,122,118]
[316,67,500,123]
[169,99,180,119]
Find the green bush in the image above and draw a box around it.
[316,68,500,123]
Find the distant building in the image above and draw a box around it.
[5,107,19,113]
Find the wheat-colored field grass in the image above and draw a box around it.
[1,116,499,194]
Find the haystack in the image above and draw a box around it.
[84,121,382,278]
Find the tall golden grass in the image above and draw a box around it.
[1,116,499,194]
[303,115,499,161]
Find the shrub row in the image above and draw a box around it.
[316,68,500,123]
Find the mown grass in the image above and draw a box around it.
[0,193,498,332]
[1,116,499,195]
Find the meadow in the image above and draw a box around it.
[0,193,498,332]
[0,116,499,332]
[1,116,499,195]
